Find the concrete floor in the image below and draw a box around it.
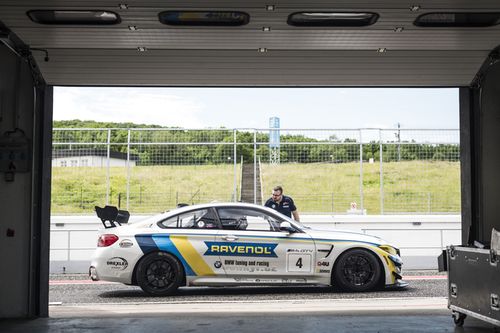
[1,298,498,333]
[1,312,497,333]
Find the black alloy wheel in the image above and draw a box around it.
[333,248,382,292]
[136,252,183,296]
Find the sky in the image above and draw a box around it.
[54,87,459,129]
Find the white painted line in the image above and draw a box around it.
[50,280,119,285]
[402,275,446,280]
[50,297,449,317]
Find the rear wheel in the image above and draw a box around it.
[136,252,183,296]
[333,249,382,292]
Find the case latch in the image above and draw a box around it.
[491,294,499,311]
[450,283,458,298]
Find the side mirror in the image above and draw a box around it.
[280,221,295,233]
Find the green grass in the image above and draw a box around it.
[260,161,460,214]
[51,164,239,214]
[51,161,460,214]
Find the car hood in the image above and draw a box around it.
[303,225,389,246]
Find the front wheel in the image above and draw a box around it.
[333,249,382,292]
[136,252,183,296]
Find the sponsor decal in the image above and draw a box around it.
[223,259,276,272]
[226,266,277,272]
[287,248,313,253]
[204,242,278,257]
[224,259,270,267]
[281,278,307,283]
[317,261,330,267]
[214,261,222,269]
[106,257,128,270]
[235,278,281,283]
[319,269,331,274]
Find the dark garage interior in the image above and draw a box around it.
[1,0,500,331]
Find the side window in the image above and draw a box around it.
[217,208,283,231]
[159,209,219,229]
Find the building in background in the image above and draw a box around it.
[52,149,138,167]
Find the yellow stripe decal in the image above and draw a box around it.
[170,236,215,276]
[373,248,396,284]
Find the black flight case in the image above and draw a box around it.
[441,246,500,327]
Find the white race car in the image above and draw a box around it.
[89,203,407,295]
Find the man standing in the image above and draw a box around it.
[264,185,300,221]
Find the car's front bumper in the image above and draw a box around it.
[385,280,410,289]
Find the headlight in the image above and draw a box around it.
[388,254,403,267]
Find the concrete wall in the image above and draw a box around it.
[0,44,35,317]
[50,214,461,273]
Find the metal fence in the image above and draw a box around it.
[51,128,460,214]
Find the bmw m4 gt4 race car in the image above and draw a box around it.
[89,203,407,295]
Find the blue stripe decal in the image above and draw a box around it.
[135,234,159,254]
[138,232,379,247]
[151,235,196,276]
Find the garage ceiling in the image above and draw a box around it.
[1,0,499,86]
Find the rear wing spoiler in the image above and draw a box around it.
[95,205,130,229]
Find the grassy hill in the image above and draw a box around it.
[261,160,460,214]
[51,161,459,214]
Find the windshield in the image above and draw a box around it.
[262,207,309,230]
[128,205,310,230]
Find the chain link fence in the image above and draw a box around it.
[52,128,460,215]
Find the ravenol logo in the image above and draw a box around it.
[204,242,278,257]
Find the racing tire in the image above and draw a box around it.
[333,248,382,292]
[136,252,183,296]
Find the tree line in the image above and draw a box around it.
[53,120,459,164]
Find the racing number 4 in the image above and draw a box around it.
[296,257,303,269]
[287,253,311,272]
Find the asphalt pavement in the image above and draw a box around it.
[49,270,447,305]
[2,271,497,333]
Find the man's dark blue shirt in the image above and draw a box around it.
[264,195,297,218]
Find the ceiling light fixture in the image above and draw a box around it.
[258,48,268,53]
[159,11,250,26]
[119,4,129,10]
[377,48,387,53]
[137,47,147,52]
[394,27,404,32]
[262,27,271,32]
[266,5,275,11]
[414,12,500,27]
[410,5,421,12]
[287,12,379,27]
[128,25,137,31]
[27,10,121,25]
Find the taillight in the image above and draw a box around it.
[98,234,119,247]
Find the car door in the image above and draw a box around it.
[155,207,225,278]
[211,206,316,283]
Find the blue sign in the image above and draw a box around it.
[204,242,278,257]
[269,117,280,148]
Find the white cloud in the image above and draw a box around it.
[54,87,204,127]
